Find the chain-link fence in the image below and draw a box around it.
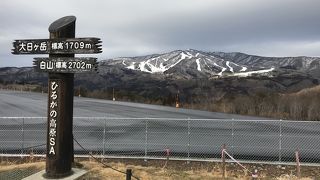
[0,117,319,165]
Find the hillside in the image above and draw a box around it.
[103,49,320,79]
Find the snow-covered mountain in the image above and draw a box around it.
[103,49,320,79]
[2,49,320,103]
[212,51,320,72]
[2,49,319,85]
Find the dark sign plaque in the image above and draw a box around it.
[33,57,98,73]
[12,38,102,54]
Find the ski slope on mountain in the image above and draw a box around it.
[116,49,275,77]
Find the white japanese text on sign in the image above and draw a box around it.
[49,81,59,155]
[12,38,102,54]
[33,57,97,73]
[18,42,47,52]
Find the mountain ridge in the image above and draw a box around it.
[101,49,320,79]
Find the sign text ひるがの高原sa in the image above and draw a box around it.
[48,80,59,155]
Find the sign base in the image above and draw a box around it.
[23,168,87,180]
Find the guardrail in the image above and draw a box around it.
[0,117,319,165]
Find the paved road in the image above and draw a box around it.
[0,90,266,119]
[0,90,319,163]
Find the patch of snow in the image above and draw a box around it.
[214,63,226,76]
[147,62,165,73]
[186,51,193,58]
[230,62,248,72]
[226,61,247,72]
[302,57,315,68]
[181,52,193,60]
[159,63,165,70]
[167,52,190,70]
[230,62,240,67]
[219,67,227,76]
[138,62,151,73]
[133,57,171,73]
[240,67,247,72]
[122,60,126,66]
[196,58,201,71]
[234,67,275,77]
[147,58,158,67]
[195,53,199,57]
[226,61,234,72]
[136,59,163,73]
[127,62,136,70]
[203,59,212,71]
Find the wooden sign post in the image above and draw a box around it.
[46,15,76,178]
[12,15,102,178]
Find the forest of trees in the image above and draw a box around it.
[83,85,320,121]
[184,86,320,121]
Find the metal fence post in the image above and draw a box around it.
[21,118,25,155]
[231,118,234,156]
[222,144,226,178]
[279,119,282,163]
[295,150,301,179]
[144,119,148,161]
[102,118,106,157]
[187,118,191,163]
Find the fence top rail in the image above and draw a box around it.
[0,116,319,123]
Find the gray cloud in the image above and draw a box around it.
[1,0,320,67]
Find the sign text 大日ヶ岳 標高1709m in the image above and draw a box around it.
[12,38,102,54]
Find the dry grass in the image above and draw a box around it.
[81,160,226,180]
[0,162,45,172]
[77,159,320,180]
[0,161,45,179]
[293,85,320,96]
[0,158,319,180]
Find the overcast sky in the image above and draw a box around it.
[1,0,320,67]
